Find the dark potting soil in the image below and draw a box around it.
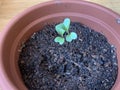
[18,22,118,90]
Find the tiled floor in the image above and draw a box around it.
[0,0,120,31]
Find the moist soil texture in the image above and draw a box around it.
[18,22,118,90]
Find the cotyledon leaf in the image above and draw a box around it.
[54,36,65,45]
[66,32,77,42]
[63,18,70,33]
[55,23,65,37]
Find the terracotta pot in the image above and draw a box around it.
[0,0,120,90]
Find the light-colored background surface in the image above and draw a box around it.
[0,0,120,31]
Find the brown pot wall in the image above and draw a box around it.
[0,0,120,90]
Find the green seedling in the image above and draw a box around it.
[54,18,77,45]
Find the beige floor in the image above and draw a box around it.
[0,0,120,31]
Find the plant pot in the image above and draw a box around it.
[0,0,120,90]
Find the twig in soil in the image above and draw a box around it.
[65,59,81,68]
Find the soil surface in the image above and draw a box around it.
[18,22,118,90]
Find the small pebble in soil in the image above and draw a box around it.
[18,22,118,90]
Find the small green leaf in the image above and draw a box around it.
[55,23,65,36]
[66,32,77,42]
[54,36,65,45]
[66,34,72,42]
[63,18,70,33]
[70,32,77,39]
